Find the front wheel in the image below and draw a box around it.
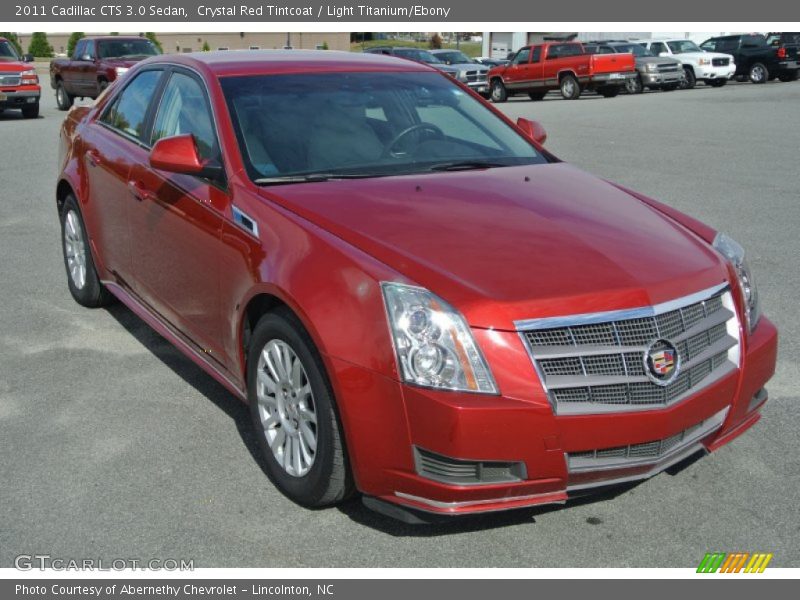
[560,74,581,100]
[21,102,39,118]
[55,81,74,111]
[490,79,508,103]
[60,194,114,307]
[680,66,696,89]
[708,79,727,87]
[247,309,353,507]
[625,74,644,94]
[749,62,769,84]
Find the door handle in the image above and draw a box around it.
[86,149,102,167]
[127,180,157,203]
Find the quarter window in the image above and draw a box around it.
[151,72,218,161]
[101,70,162,141]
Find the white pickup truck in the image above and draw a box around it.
[638,39,736,88]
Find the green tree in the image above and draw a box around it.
[429,33,443,50]
[27,32,54,58]
[67,32,84,58]
[0,32,23,55]
[201,40,210,52]
[320,41,329,50]
[144,32,163,53]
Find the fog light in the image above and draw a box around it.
[414,447,527,485]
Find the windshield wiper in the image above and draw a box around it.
[427,160,508,172]
[254,173,381,186]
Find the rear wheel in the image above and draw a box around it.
[490,79,508,103]
[778,70,799,82]
[625,74,644,94]
[749,62,769,83]
[681,66,696,89]
[56,81,74,111]
[21,102,39,118]
[527,91,547,101]
[662,83,679,91]
[560,74,581,100]
[247,309,354,507]
[709,79,727,87]
[98,79,109,93]
[60,195,114,308]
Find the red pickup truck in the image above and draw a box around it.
[0,37,40,118]
[488,42,636,101]
[50,36,161,110]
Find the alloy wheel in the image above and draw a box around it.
[64,210,87,290]
[256,339,318,477]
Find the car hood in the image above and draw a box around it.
[449,62,488,72]
[0,61,30,73]
[676,51,732,61]
[102,58,143,68]
[637,56,681,66]
[259,163,727,329]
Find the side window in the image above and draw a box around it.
[101,70,162,141]
[650,42,667,55]
[530,46,542,63]
[547,45,562,60]
[512,48,531,65]
[600,46,615,54]
[84,40,96,60]
[700,40,716,51]
[74,40,85,60]
[151,72,218,161]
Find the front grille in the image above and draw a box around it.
[465,70,487,82]
[712,58,730,67]
[657,64,680,73]
[0,73,21,86]
[567,406,728,471]
[518,285,740,414]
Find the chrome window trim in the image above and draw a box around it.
[513,282,729,332]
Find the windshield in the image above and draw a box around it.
[221,71,546,183]
[436,51,473,64]
[613,44,652,57]
[394,49,442,64]
[98,39,160,59]
[667,40,702,54]
[0,40,20,61]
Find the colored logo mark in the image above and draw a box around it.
[697,552,773,573]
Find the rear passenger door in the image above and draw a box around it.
[126,68,230,368]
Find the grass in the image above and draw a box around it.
[350,39,483,57]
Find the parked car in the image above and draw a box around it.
[429,49,489,95]
[583,40,684,93]
[50,36,161,110]
[56,50,777,520]
[487,42,636,101]
[638,39,735,88]
[701,33,799,83]
[0,37,40,118]
[363,46,460,78]
[474,56,507,68]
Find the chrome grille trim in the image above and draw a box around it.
[516,283,741,414]
[0,73,22,86]
[567,406,728,472]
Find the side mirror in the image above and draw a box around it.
[149,134,223,180]
[80,54,93,61]
[516,117,547,145]
[23,53,34,63]
[658,52,669,58]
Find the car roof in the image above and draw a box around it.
[87,36,149,42]
[140,50,435,77]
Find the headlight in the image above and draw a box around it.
[381,282,498,394]
[20,69,38,84]
[697,58,711,65]
[713,233,761,332]
[115,67,129,76]
[646,62,659,72]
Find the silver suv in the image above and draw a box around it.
[583,40,685,93]
[430,49,490,96]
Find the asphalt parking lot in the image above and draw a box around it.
[0,81,797,568]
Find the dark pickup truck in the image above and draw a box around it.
[50,36,161,110]
[701,33,799,83]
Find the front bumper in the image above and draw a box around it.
[641,70,685,86]
[0,87,40,109]
[693,64,736,80]
[334,316,777,517]
[590,72,636,87]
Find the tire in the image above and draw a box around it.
[749,62,769,84]
[625,74,644,94]
[98,79,109,92]
[680,66,696,89]
[247,308,353,507]
[662,84,678,91]
[598,86,620,98]
[560,74,581,100]
[778,70,799,82]
[60,195,114,308]
[709,79,727,87]
[21,102,39,119]
[55,81,74,111]
[528,91,547,101]
[490,79,507,103]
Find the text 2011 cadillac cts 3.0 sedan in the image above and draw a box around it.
[56,51,777,519]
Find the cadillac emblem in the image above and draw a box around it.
[644,339,680,386]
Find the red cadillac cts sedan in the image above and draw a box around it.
[56,51,777,520]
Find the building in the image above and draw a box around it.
[17,32,351,56]
[481,31,742,58]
